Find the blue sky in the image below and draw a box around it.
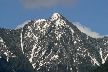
[0,0,108,36]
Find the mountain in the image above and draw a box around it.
[0,13,108,72]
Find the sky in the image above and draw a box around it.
[0,0,108,38]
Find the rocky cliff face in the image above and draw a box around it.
[0,13,108,72]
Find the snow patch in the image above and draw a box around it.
[39,61,44,66]
[32,63,36,69]
[69,27,74,33]
[4,52,8,56]
[74,41,77,44]
[29,44,37,63]
[54,18,66,27]
[70,68,73,71]
[4,52,9,62]
[51,55,59,60]
[54,43,57,45]
[34,19,46,23]
[88,52,100,66]
[99,48,108,64]
[20,29,24,54]
[41,50,46,58]
[56,33,61,40]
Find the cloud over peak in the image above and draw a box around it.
[73,22,101,38]
[20,0,76,9]
[15,20,31,29]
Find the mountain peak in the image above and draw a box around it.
[51,13,62,21]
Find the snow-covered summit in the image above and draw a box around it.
[34,19,46,23]
[16,13,64,29]
[51,13,62,21]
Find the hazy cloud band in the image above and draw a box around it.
[20,0,76,9]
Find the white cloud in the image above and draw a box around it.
[15,20,31,29]
[20,0,76,9]
[73,22,102,38]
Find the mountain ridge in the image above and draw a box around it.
[0,13,108,72]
